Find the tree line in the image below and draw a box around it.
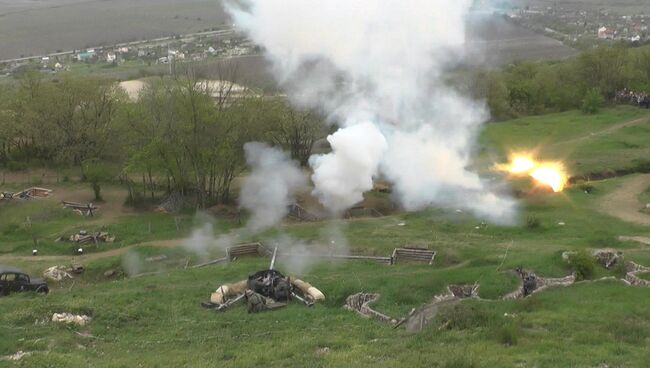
[0,45,648,206]
[0,70,325,207]
[458,45,650,120]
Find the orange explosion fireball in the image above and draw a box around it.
[496,153,568,192]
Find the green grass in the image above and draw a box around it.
[481,106,650,176]
[2,108,650,366]
[640,186,650,215]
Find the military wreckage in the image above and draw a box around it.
[202,248,325,313]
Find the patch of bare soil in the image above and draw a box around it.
[52,185,132,222]
[599,174,650,226]
[618,236,650,245]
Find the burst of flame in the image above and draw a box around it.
[530,165,566,192]
[496,153,568,192]
[509,156,536,174]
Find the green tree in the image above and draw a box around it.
[581,88,605,114]
[82,159,112,201]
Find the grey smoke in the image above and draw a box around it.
[240,142,307,232]
[227,0,517,223]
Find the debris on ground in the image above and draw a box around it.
[592,249,623,269]
[60,230,115,244]
[561,251,577,262]
[103,269,120,278]
[70,264,85,274]
[43,266,73,282]
[145,255,168,262]
[1,351,31,361]
[344,293,396,324]
[315,347,330,355]
[62,201,98,216]
[2,187,53,200]
[43,264,85,281]
[51,313,92,326]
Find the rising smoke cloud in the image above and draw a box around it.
[240,142,307,232]
[227,0,517,223]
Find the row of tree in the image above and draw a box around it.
[0,71,326,207]
[1,45,648,205]
[460,45,650,120]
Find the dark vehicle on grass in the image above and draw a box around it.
[0,265,49,296]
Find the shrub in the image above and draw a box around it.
[567,250,596,280]
[525,215,541,230]
[581,88,604,114]
[436,302,490,330]
[443,353,478,368]
[494,322,520,346]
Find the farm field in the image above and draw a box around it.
[510,0,650,13]
[0,0,229,60]
[1,107,650,367]
[0,1,576,68]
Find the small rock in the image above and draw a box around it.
[69,264,85,274]
[52,313,92,326]
[646,203,650,209]
[316,347,330,355]
[2,351,31,361]
[558,222,566,226]
[43,266,73,282]
[561,251,577,262]
[104,269,117,278]
[145,255,168,262]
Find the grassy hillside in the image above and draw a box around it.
[1,107,650,367]
[481,106,650,176]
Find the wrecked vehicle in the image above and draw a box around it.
[202,248,324,312]
[0,265,49,296]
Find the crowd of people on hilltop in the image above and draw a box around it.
[615,89,650,108]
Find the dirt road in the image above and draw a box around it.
[599,174,650,227]
[556,114,650,147]
[0,239,182,263]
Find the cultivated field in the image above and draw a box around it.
[510,0,650,13]
[1,107,650,367]
[0,1,576,68]
[465,15,577,67]
[0,0,229,60]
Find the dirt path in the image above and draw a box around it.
[599,174,650,227]
[0,239,182,263]
[555,114,650,147]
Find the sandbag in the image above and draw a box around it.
[210,280,247,304]
[292,279,325,301]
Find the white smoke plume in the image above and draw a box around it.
[227,0,517,223]
[310,122,387,215]
[240,142,307,232]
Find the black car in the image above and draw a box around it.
[0,265,49,296]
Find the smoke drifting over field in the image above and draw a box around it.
[227,0,517,223]
[240,142,307,232]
